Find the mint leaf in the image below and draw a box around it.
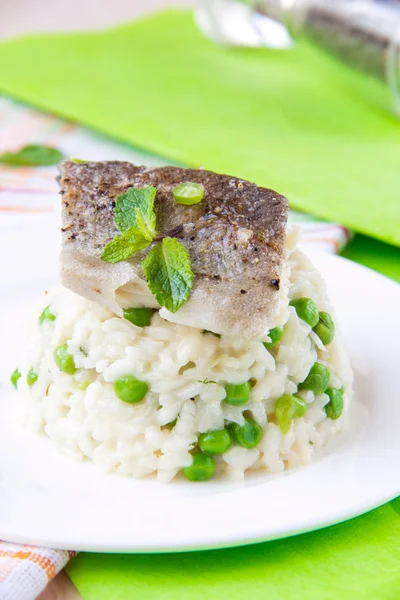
[103,187,157,261]
[101,227,151,263]
[0,145,63,166]
[142,237,193,313]
[114,187,157,238]
[134,208,155,241]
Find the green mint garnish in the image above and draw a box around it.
[10,368,21,389]
[101,187,158,263]
[142,237,193,314]
[101,227,151,263]
[101,186,194,311]
[114,186,157,238]
[134,208,155,241]
[0,145,63,166]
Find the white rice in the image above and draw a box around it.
[19,230,353,483]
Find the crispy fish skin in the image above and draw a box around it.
[59,161,288,340]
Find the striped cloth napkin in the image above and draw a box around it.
[0,96,351,600]
[0,543,76,600]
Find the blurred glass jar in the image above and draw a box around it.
[196,0,400,115]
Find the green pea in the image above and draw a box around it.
[290,297,319,327]
[26,368,38,388]
[230,418,262,448]
[172,182,205,205]
[224,381,251,406]
[198,428,233,454]
[298,362,330,395]
[274,394,308,435]
[54,344,77,375]
[263,326,284,350]
[123,307,155,327]
[39,305,56,325]
[313,311,335,346]
[10,368,21,389]
[324,387,344,420]
[182,452,216,481]
[114,375,148,403]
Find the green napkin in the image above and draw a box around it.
[67,499,400,600]
[0,10,399,246]
[342,235,400,283]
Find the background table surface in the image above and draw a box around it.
[0,0,196,39]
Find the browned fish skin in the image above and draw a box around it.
[59,161,288,339]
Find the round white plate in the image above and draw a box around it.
[0,218,399,553]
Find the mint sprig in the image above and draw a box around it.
[100,227,151,263]
[142,237,193,313]
[0,144,63,166]
[114,186,157,238]
[102,186,158,261]
[134,208,155,241]
[101,186,194,312]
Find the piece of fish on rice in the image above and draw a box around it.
[58,161,289,340]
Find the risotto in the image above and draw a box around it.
[17,230,353,483]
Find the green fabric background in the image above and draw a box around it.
[1,8,399,598]
[342,235,400,283]
[67,499,400,600]
[0,10,399,246]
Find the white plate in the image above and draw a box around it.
[0,220,399,553]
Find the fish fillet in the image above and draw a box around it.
[59,161,288,340]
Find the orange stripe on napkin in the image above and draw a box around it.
[0,549,57,580]
[0,541,77,598]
